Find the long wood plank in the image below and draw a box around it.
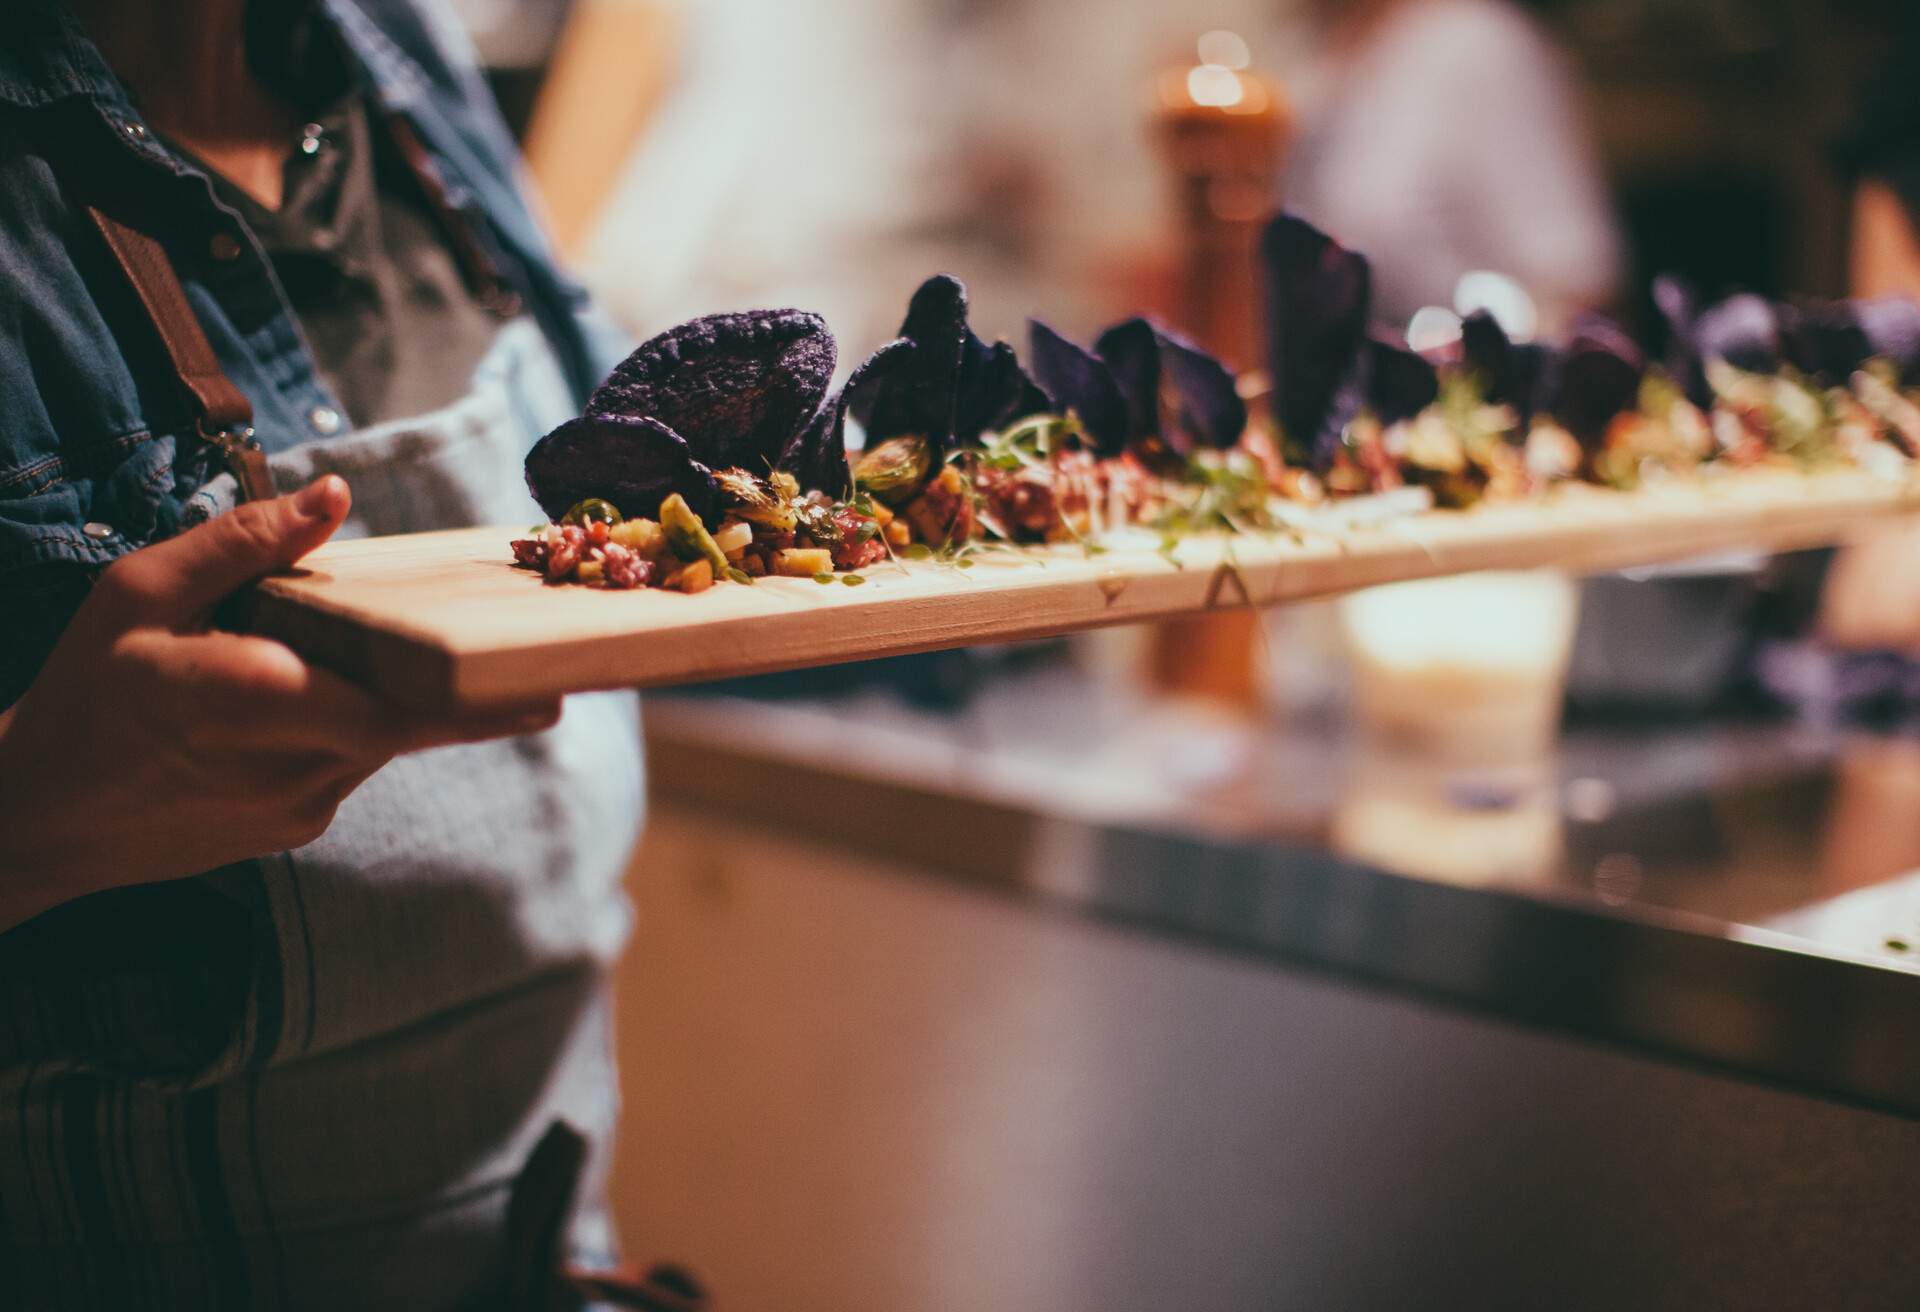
[238,469,1920,712]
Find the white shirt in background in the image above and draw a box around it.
[1284,0,1622,337]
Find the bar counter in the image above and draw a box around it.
[615,657,1920,1309]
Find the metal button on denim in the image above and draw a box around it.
[308,405,342,435]
[81,521,116,541]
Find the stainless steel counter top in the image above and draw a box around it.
[643,664,1920,1117]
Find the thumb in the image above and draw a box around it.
[110,476,351,623]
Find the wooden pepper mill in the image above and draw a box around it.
[1145,36,1289,708]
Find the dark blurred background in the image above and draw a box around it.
[455,0,1910,350]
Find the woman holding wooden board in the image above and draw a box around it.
[0,1,668,1307]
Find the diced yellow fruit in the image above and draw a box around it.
[667,558,714,593]
[712,520,753,559]
[884,520,911,549]
[575,559,604,583]
[609,518,665,556]
[866,499,894,529]
[772,548,834,577]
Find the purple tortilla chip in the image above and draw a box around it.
[586,309,836,474]
[1092,315,1245,451]
[1652,275,1710,406]
[1152,324,1247,450]
[1092,318,1162,444]
[956,334,1048,444]
[1029,320,1131,456]
[1366,338,1439,426]
[1553,316,1644,448]
[1460,310,1556,424]
[1854,297,1920,375]
[785,337,917,496]
[1693,293,1781,375]
[524,413,717,522]
[855,275,969,451]
[1261,213,1372,467]
[1783,301,1873,382]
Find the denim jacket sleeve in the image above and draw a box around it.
[0,0,630,710]
[0,116,214,709]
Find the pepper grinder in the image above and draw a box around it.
[1144,34,1290,709]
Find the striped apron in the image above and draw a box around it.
[0,317,645,1311]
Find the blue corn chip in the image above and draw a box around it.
[1659,284,1777,402]
[1366,338,1439,426]
[1091,318,1162,445]
[854,274,1046,453]
[1091,317,1247,452]
[1261,213,1372,467]
[524,413,717,521]
[855,275,970,450]
[1652,275,1709,405]
[1029,319,1131,455]
[1853,297,1920,375]
[784,337,917,496]
[1553,316,1644,447]
[956,334,1050,443]
[1155,324,1248,450]
[585,309,835,475]
[1783,296,1920,382]
[1783,301,1873,383]
[1460,310,1557,424]
[1693,293,1782,376]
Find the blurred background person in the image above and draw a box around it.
[529,0,1285,352]
[1824,6,1920,657]
[1283,0,1622,336]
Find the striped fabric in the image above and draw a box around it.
[0,319,645,1310]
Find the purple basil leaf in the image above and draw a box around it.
[586,309,835,475]
[1028,319,1131,456]
[525,413,717,522]
[1261,213,1371,468]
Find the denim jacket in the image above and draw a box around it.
[0,0,623,707]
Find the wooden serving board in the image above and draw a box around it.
[239,469,1920,711]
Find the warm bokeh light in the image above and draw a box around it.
[1196,29,1251,71]
[1185,62,1245,109]
[1406,305,1464,354]
[1453,270,1539,343]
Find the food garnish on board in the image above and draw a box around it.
[515,214,1920,593]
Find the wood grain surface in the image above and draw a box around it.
[237,469,1920,711]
